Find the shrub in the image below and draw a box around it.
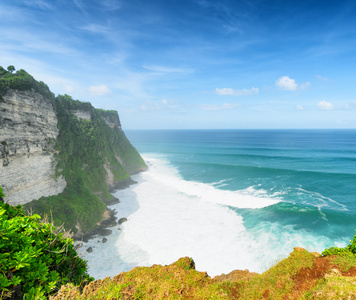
[0,187,92,299]
[322,230,356,257]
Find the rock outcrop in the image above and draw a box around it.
[0,89,66,205]
[0,66,147,235]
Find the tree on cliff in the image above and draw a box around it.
[7,65,15,73]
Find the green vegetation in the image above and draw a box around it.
[0,187,92,299]
[25,186,106,234]
[49,231,356,299]
[24,93,146,234]
[322,229,356,257]
[235,248,315,299]
[50,244,356,299]
[53,257,230,299]
[1,65,146,234]
[6,65,15,73]
[0,66,54,101]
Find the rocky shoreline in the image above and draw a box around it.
[73,178,138,243]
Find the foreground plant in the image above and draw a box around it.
[0,187,92,299]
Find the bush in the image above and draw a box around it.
[322,230,356,257]
[0,67,54,101]
[0,187,92,299]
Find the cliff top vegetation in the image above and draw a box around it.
[42,240,356,299]
[0,66,54,101]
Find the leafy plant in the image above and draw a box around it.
[322,230,356,257]
[0,67,54,100]
[0,187,93,299]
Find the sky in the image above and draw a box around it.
[1,0,356,129]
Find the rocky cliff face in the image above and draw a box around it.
[0,67,147,234]
[0,89,66,205]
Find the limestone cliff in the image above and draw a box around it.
[0,66,147,234]
[0,89,67,205]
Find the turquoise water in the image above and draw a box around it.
[126,130,356,246]
[83,129,356,278]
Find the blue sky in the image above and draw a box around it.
[1,0,356,129]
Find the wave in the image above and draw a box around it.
[140,156,280,209]
[178,159,356,177]
[80,155,352,279]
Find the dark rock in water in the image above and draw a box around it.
[74,208,117,242]
[118,217,127,225]
[74,243,82,250]
[109,178,138,192]
[102,237,107,243]
[97,228,112,236]
[87,247,93,253]
[106,197,120,205]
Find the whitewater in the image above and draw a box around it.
[79,130,356,279]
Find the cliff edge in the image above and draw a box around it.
[0,66,147,236]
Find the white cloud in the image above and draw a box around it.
[88,85,110,96]
[317,100,334,110]
[215,87,259,96]
[276,76,298,91]
[296,104,304,110]
[276,76,311,91]
[200,103,240,111]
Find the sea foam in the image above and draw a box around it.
[81,155,342,279]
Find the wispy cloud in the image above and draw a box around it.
[140,99,179,111]
[215,87,258,96]
[99,0,121,11]
[143,65,194,74]
[316,74,331,81]
[276,76,310,91]
[89,85,110,96]
[317,100,334,110]
[296,104,304,110]
[81,24,111,34]
[200,103,240,111]
[23,0,53,10]
[0,27,78,56]
[299,82,311,90]
[73,0,86,13]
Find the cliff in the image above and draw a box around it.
[0,89,67,205]
[0,66,147,236]
[52,249,356,299]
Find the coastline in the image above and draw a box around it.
[73,177,139,243]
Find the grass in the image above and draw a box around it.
[305,276,356,299]
[51,246,356,299]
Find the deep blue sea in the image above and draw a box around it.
[82,129,356,278]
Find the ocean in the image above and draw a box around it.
[80,129,356,279]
